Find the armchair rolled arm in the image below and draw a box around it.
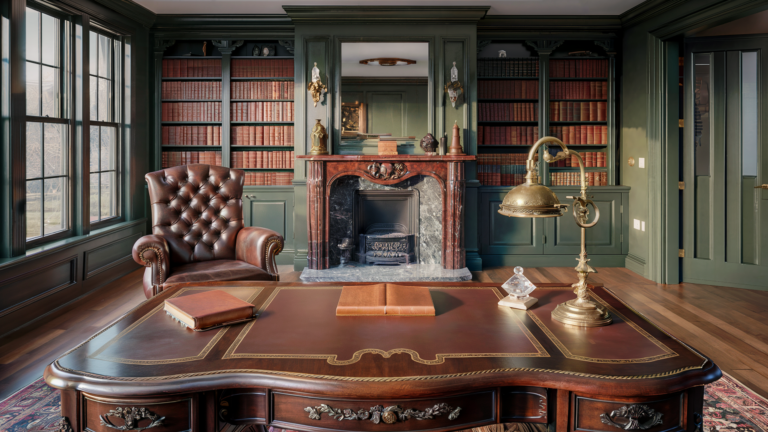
[132,235,171,287]
[236,227,284,280]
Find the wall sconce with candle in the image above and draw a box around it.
[307,62,327,107]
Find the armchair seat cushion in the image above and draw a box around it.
[164,259,273,285]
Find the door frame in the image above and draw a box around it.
[643,1,768,284]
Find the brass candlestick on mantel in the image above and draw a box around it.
[498,136,611,327]
[310,120,329,155]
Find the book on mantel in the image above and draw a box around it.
[164,290,256,331]
[336,284,435,316]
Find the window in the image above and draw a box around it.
[89,30,121,224]
[25,7,70,242]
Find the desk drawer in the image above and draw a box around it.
[271,391,496,432]
[573,393,684,432]
[500,386,548,423]
[83,396,193,432]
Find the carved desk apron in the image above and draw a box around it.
[45,282,720,432]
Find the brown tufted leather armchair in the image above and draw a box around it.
[132,164,284,299]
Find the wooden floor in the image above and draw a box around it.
[1,265,767,402]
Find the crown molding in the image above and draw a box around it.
[282,6,489,24]
[478,15,621,33]
[619,0,686,28]
[90,0,155,28]
[152,14,294,37]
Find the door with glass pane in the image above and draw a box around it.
[683,37,768,289]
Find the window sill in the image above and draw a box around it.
[0,218,147,271]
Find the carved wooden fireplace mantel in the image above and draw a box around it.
[296,155,475,270]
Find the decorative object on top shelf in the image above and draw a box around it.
[279,40,295,55]
[444,62,464,108]
[420,133,438,155]
[497,136,611,327]
[498,266,538,310]
[202,41,207,56]
[99,407,165,431]
[258,44,276,57]
[568,50,598,57]
[359,58,416,66]
[599,404,664,430]
[448,121,465,156]
[307,62,327,107]
[310,119,329,155]
[498,50,507,58]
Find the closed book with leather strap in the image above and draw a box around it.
[336,284,386,315]
[164,290,255,331]
[385,284,436,316]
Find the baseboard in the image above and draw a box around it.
[481,254,627,268]
[682,277,768,292]
[275,249,295,265]
[624,253,647,278]
[293,251,308,271]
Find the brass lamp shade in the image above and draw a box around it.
[498,183,568,218]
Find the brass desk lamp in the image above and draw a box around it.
[498,136,611,327]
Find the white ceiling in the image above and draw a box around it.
[342,42,429,77]
[135,0,647,16]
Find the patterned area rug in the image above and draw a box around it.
[1,373,766,432]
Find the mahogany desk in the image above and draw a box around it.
[45,282,720,432]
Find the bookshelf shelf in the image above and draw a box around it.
[231,77,295,81]
[164,56,222,59]
[478,121,538,124]
[231,146,295,149]
[549,77,608,81]
[549,166,606,171]
[235,168,294,172]
[549,99,606,102]
[231,99,294,102]
[162,145,222,149]
[231,56,295,59]
[231,121,294,125]
[161,121,223,125]
[550,121,607,125]
[478,76,539,80]
[161,77,223,81]
[478,99,538,102]
[162,99,222,102]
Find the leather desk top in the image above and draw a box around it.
[46,282,719,399]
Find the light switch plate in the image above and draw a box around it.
[639,158,645,168]
[641,221,646,231]
[634,219,640,230]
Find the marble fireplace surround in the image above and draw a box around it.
[297,155,475,270]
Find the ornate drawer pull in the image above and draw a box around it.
[99,407,165,431]
[600,404,663,430]
[305,403,461,424]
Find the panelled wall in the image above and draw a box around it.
[0,0,152,338]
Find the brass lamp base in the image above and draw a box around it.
[551,299,612,327]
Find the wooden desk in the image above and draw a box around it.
[45,282,720,432]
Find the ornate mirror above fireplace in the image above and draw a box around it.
[340,42,429,154]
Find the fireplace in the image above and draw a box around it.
[354,189,419,265]
[298,154,475,270]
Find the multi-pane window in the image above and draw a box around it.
[89,30,121,223]
[25,7,70,242]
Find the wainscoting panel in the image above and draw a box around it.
[83,233,143,279]
[0,256,77,318]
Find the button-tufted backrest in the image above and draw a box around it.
[146,164,245,265]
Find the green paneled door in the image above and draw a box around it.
[683,37,768,290]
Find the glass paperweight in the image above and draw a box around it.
[498,266,538,310]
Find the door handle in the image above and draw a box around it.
[754,185,768,189]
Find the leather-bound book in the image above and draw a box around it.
[336,284,386,315]
[164,290,255,331]
[385,285,435,316]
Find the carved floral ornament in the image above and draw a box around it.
[305,403,461,424]
[600,404,663,430]
[367,162,406,181]
[99,407,165,431]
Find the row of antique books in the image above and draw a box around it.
[162,59,222,78]
[162,126,222,146]
[477,154,529,186]
[478,126,539,146]
[231,102,294,122]
[550,59,609,78]
[478,80,538,100]
[231,151,295,169]
[161,102,221,122]
[550,171,608,186]
[231,59,294,77]
[161,82,221,100]
[551,101,607,122]
[548,151,606,168]
[161,151,222,168]
[231,81,294,100]
[232,126,294,147]
[478,58,539,77]
[478,103,539,122]
[244,172,294,186]
[550,81,607,100]
[549,126,608,145]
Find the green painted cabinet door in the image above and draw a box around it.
[544,190,623,255]
[683,37,768,290]
[242,187,295,265]
[479,191,544,255]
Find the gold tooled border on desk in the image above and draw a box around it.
[88,287,263,365]
[54,359,709,383]
[526,288,678,364]
[222,286,549,364]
